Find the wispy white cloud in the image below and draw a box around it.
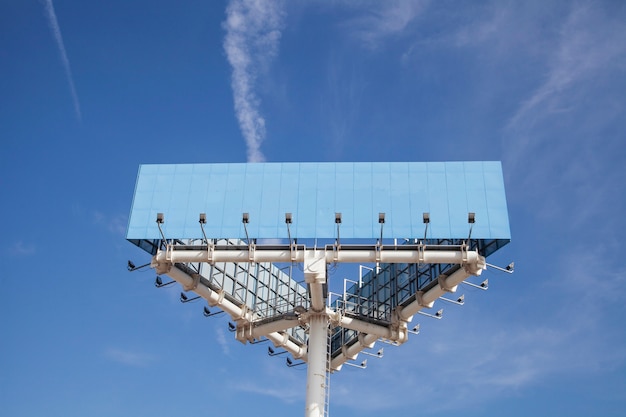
[43,0,81,121]
[104,347,156,367]
[500,2,626,229]
[223,0,285,162]
[216,328,231,355]
[343,0,428,49]
[506,4,626,136]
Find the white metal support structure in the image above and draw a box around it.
[150,242,487,417]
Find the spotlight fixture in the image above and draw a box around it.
[285,212,292,224]
[180,292,200,303]
[199,213,206,224]
[286,357,306,367]
[203,306,224,317]
[127,260,151,272]
[156,213,167,242]
[486,262,515,274]
[335,212,342,224]
[468,212,475,224]
[441,294,465,305]
[378,212,385,224]
[242,213,249,224]
[228,322,236,332]
[345,359,367,369]
[422,212,430,224]
[462,279,489,290]
[417,308,444,320]
[155,276,175,288]
[362,348,384,358]
[268,347,288,356]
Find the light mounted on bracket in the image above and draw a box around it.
[423,212,430,240]
[228,322,236,332]
[378,212,385,244]
[408,323,421,335]
[417,308,444,320]
[156,213,167,243]
[462,279,489,290]
[155,276,176,288]
[203,306,224,317]
[440,294,465,305]
[285,212,293,241]
[180,292,201,303]
[345,359,367,369]
[467,212,475,241]
[199,213,209,245]
[335,212,342,248]
[242,212,250,242]
[268,346,288,356]
[286,357,306,368]
[127,260,150,272]
[486,262,515,274]
[361,348,384,358]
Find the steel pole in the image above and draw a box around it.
[304,313,328,417]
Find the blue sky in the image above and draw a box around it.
[1,0,625,416]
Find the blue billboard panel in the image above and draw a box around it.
[126,161,510,242]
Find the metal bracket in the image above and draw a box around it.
[249,241,256,262]
[438,274,458,293]
[416,291,434,309]
[183,273,201,291]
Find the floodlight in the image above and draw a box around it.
[199,213,206,224]
[155,276,175,288]
[180,292,200,303]
[378,212,385,224]
[335,212,342,224]
[285,212,292,224]
[441,294,465,305]
[228,322,236,332]
[362,348,384,358]
[486,262,515,274]
[203,306,224,317]
[468,212,475,224]
[156,213,164,223]
[422,212,430,223]
[268,347,288,356]
[345,359,367,369]
[242,213,249,223]
[286,357,305,367]
[417,308,444,319]
[462,279,489,290]
[127,260,150,272]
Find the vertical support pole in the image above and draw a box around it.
[305,313,329,417]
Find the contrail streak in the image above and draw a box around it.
[43,0,81,121]
[223,0,284,162]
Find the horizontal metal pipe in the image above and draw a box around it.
[155,247,480,266]
[337,315,393,340]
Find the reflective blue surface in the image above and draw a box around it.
[126,161,510,241]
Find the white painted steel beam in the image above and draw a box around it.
[150,260,307,360]
[154,245,482,266]
[329,266,483,370]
